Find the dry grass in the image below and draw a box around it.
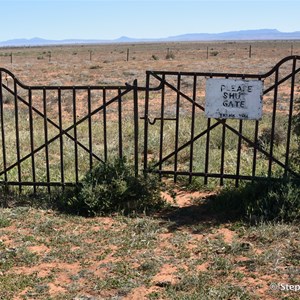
[1,41,299,87]
[0,41,300,299]
[1,196,300,300]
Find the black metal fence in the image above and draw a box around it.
[143,56,300,186]
[0,56,300,193]
[0,69,141,193]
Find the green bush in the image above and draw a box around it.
[210,51,219,56]
[165,52,175,60]
[291,98,300,171]
[151,54,159,60]
[246,180,300,222]
[292,98,300,136]
[206,179,300,223]
[264,98,300,222]
[258,126,286,148]
[58,158,165,216]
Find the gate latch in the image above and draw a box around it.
[140,116,176,125]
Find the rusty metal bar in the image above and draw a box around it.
[235,120,243,187]
[143,73,150,173]
[268,69,279,178]
[204,118,211,185]
[88,87,93,170]
[152,170,287,182]
[28,88,36,194]
[174,74,181,183]
[58,88,64,189]
[252,120,259,181]
[158,74,165,180]
[14,81,21,192]
[72,88,79,184]
[220,121,226,186]
[189,75,197,184]
[0,72,7,183]
[118,88,123,159]
[43,88,51,193]
[284,57,296,178]
[133,80,139,177]
[103,88,108,162]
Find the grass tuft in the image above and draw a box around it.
[205,179,300,223]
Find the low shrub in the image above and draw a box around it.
[246,180,300,223]
[291,98,300,171]
[258,126,285,148]
[206,179,300,223]
[165,52,175,60]
[57,158,165,216]
[151,54,159,60]
[292,98,300,136]
[210,51,219,56]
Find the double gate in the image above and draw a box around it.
[0,56,299,193]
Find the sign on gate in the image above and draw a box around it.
[205,78,263,120]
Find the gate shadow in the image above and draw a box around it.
[154,193,243,233]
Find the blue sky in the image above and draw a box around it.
[0,0,299,41]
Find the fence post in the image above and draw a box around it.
[133,79,139,177]
[291,44,293,56]
[249,45,252,58]
[89,50,92,61]
[143,73,150,175]
[206,46,209,59]
[10,52,12,64]
[126,48,129,61]
[48,51,51,62]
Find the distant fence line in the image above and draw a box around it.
[0,43,299,64]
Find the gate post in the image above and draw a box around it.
[133,79,139,177]
[143,72,150,175]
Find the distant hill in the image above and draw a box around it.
[0,37,109,47]
[165,29,300,41]
[1,29,300,47]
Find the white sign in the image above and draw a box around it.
[205,78,263,120]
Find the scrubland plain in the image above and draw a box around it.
[0,41,299,86]
[0,41,300,300]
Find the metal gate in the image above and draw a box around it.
[0,56,300,193]
[142,56,300,186]
[0,68,139,193]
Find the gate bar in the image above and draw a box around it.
[268,69,279,178]
[28,88,36,194]
[0,72,7,183]
[189,75,197,184]
[58,88,65,189]
[88,87,93,170]
[72,88,79,184]
[284,57,297,178]
[174,74,181,182]
[43,88,51,193]
[159,74,165,180]
[133,80,139,177]
[14,81,22,193]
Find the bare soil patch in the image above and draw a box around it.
[1,190,299,299]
